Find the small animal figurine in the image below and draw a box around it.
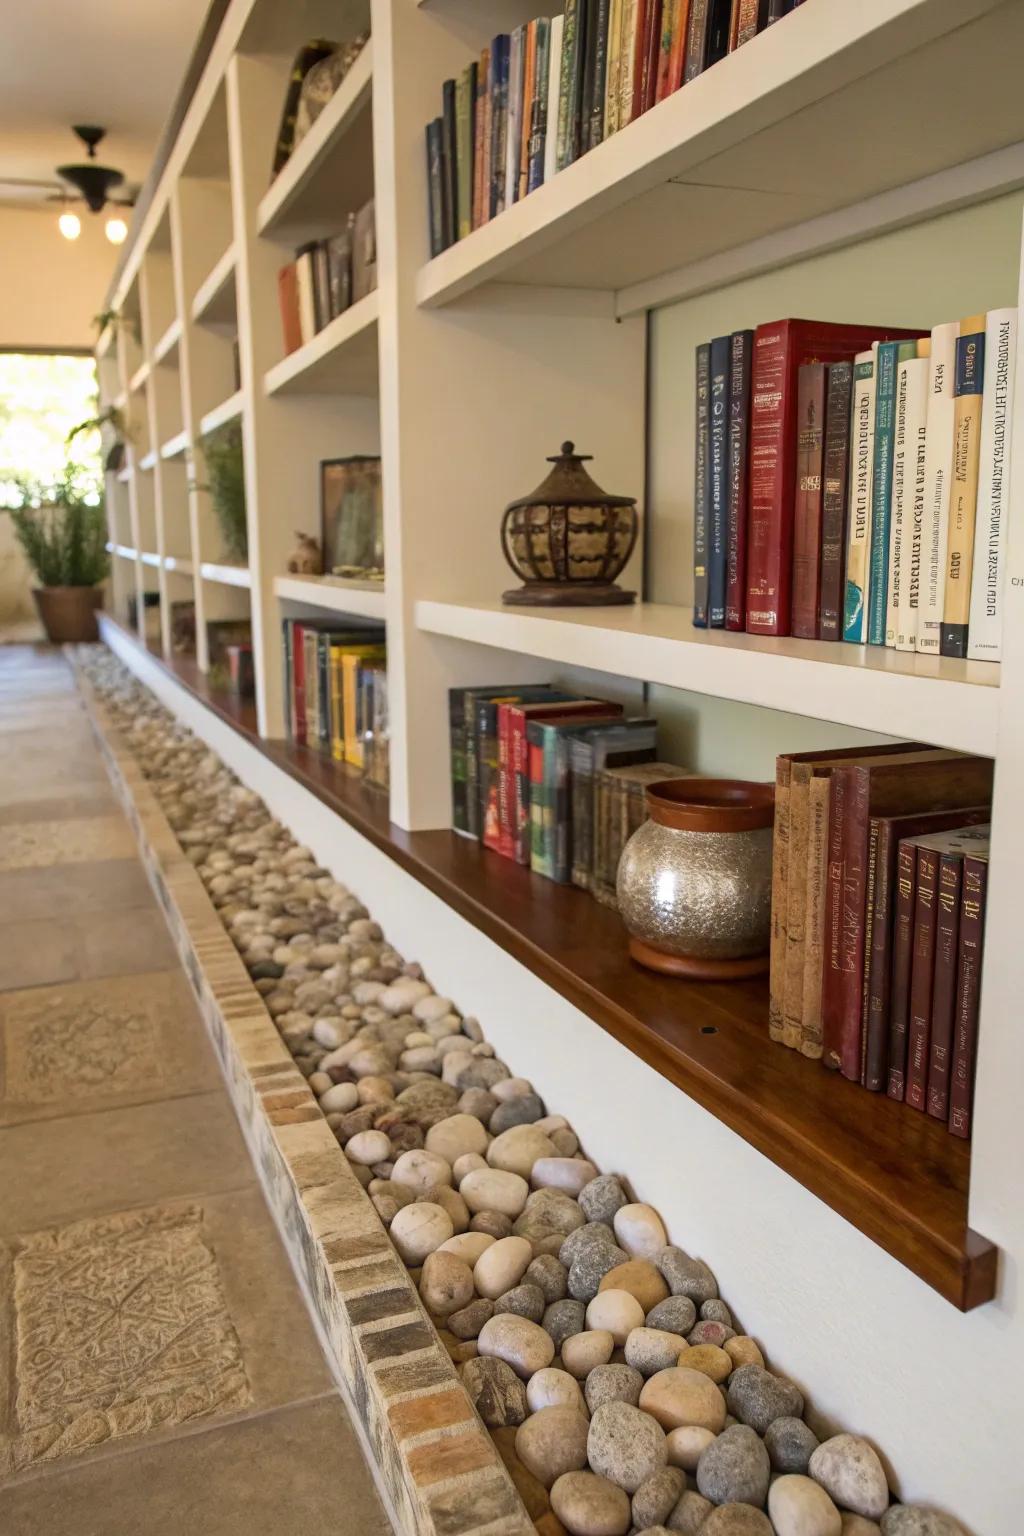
[286,531,322,575]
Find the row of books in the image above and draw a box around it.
[425,0,808,254]
[277,198,377,357]
[283,618,389,790]
[693,309,1017,660]
[770,742,993,1138]
[448,683,686,898]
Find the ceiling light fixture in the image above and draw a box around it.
[105,216,128,246]
[57,125,124,213]
[58,210,81,241]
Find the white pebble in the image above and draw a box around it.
[474,1235,534,1299]
[319,1082,359,1114]
[613,1202,668,1259]
[389,1202,454,1264]
[391,1149,453,1193]
[346,1130,391,1165]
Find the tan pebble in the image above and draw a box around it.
[491,1076,535,1101]
[349,1162,373,1188]
[561,1329,615,1379]
[683,1344,732,1384]
[389,1201,453,1263]
[437,1232,495,1264]
[487,1124,558,1179]
[420,1184,469,1232]
[531,1157,598,1196]
[516,1404,590,1487]
[550,1129,580,1156]
[669,1489,715,1534]
[391,1148,453,1193]
[308,1071,332,1095]
[550,1470,631,1536]
[768,1475,842,1536]
[477,1313,555,1379]
[357,1074,394,1104]
[638,1367,727,1434]
[724,1336,765,1371]
[319,1082,359,1113]
[453,1151,488,1182]
[425,1112,490,1164]
[598,1258,669,1312]
[622,1327,687,1377]
[460,1167,530,1218]
[665,1424,717,1471]
[420,1251,475,1317]
[612,1202,668,1259]
[474,1236,534,1299]
[526,1367,588,1415]
[346,1129,392,1165]
[585,1288,645,1346]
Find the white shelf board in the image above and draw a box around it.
[164,554,194,576]
[160,429,191,460]
[152,317,182,365]
[192,244,237,328]
[416,0,1015,308]
[109,543,137,559]
[137,450,157,472]
[274,573,386,621]
[198,389,244,436]
[116,466,132,484]
[415,599,1001,757]
[113,390,128,412]
[128,360,151,393]
[263,293,379,396]
[257,42,374,240]
[200,561,251,588]
[139,551,162,568]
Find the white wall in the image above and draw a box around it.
[0,205,117,624]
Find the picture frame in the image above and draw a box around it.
[320,455,384,578]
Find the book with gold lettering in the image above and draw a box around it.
[940,318,986,657]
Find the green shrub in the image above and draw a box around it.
[201,420,247,563]
[5,468,109,587]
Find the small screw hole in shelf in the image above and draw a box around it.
[701,1026,718,1036]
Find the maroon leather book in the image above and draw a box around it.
[818,361,853,641]
[731,0,768,47]
[949,852,990,1139]
[927,854,962,1119]
[863,806,989,1093]
[634,0,663,116]
[822,751,994,1080]
[791,362,826,639]
[725,329,753,630]
[906,845,940,1110]
[887,840,917,1101]
[745,320,922,637]
[278,263,302,355]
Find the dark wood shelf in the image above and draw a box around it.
[104,617,997,1311]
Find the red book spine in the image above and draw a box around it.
[496,702,516,858]
[638,0,663,115]
[905,847,939,1110]
[949,855,988,1139]
[745,320,795,635]
[732,0,764,45]
[666,0,692,91]
[863,820,894,1091]
[654,0,676,102]
[886,839,916,1100]
[926,853,962,1119]
[821,765,848,1072]
[292,622,307,745]
[278,264,302,355]
[512,711,531,865]
[832,766,870,1080]
[791,362,826,639]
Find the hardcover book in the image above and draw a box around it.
[924,826,991,1120]
[473,50,489,227]
[890,348,931,651]
[867,339,923,645]
[477,686,559,847]
[277,263,302,355]
[519,21,538,201]
[731,0,769,45]
[916,321,959,655]
[449,685,548,838]
[570,720,659,889]
[592,760,690,907]
[817,361,853,641]
[489,35,510,215]
[528,711,624,882]
[618,0,640,128]
[543,16,565,183]
[949,850,989,1138]
[708,334,731,627]
[725,329,754,630]
[556,1,584,170]
[503,695,605,863]
[843,348,876,644]
[693,341,711,626]
[505,26,525,209]
[528,19,552,194]
[967,308,1018,661]
[455,63,477,239]
[941,317,986,658]
[441,80,458,248]
[605,0,624,135]
[790,362,826,640]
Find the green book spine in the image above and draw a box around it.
[455,65,476,240]
[556,0,581,171]
[867,339,918,644]
[843,352,876,642]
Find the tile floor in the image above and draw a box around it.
[0,646,393,1535]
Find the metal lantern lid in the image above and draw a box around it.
[506,441,637,513]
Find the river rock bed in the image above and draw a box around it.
[78,647,967,1536]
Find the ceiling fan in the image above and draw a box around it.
[0,125,138,244]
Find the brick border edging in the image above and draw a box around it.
[71,659,535,1536]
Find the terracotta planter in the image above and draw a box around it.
[616,777,775,981]
[32,586,104,644]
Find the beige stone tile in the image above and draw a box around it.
[0,860,157,922]
[0,921,79,992]
[74,908,177,979]
[0,971,220,1126]
[0,817,135,872]
[0,1092,255,1235]
[0,911,176,995]
[0,1396,391,1536]
[0,790,116,828]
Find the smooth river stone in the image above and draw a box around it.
[765,1418,820,1475]
[584,1364,644,1413]
[569,1245,631,1304]
[655,1248,719,1305]
[599,1259,670,1313]
[513,1187,586,1244]
[448,1297,494,1339]
[666,1424,717,1472]
[470,1210,514,1239]
[588,1400,668,1494]
[727,1364,804,1435]
[879,1515,966,1536]
[668,1490,715,1534]
[624,1325,689,1380]
[490,1075,536,1102]
[345,1129,392,1165]
[724,1337,765,1372]
[389,1202,454,1263]
[460,1355,528,1428]
[532,1157,599,1195]
[544,1298,587,1351]
[561,1223,620,1268]
[515,1404,591,1487]
[633,1467,687,1530]
[490,1093,546,1133]
[701,1506,773,1535]
[586,1289,646,1346]
[391,1148,453,1193]
[684,1344,732,1384]
[527,1367,588,1414]
[421,1184,469,1232]
[460,1167,530,1218]
[453,1152,488,1182]
[437,1232,495,1265]
[842,1521,882,1536]
[425,1113,490,1163]
[578,1174,629,1224]
[696,1424,770,1508]
[526,1253,568,1302]
[419,1251,475,1317]
[551,1471,632,1536]
[646,1296,698,1337]
[639,1367,727,1434]
[487,1124,558,1179]
[768,1475,843,1536]
[613,1203,668,1259]
[474,1236,534,1299]
[562,1329,616,1379]
[477,1312,555,1379]
[493,1283,546,1323]
[319,1082,360,1113]
[809,1436,889,1521]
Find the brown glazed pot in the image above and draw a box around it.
[32,586,104,643]
[616,777,775,981]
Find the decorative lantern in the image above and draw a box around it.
[500,441,639,606]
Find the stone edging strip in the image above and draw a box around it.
[71,660,536,1536]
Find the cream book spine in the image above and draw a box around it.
[916,321,959,653]
[940,315,986,658]
[543,15,565,185]
[842,347,877,644]
[889,348,930,650]
[967,306,1018,661]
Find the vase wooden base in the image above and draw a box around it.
[628,936,770,981]
[502,581,636,607]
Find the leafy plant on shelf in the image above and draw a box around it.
[4,467,109,588]
[199,420,248,564]
[66,403,130,473]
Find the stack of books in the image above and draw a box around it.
[448,683,686,900]
[769,742,993,1137]
[283,618,388,789]
[693,309,1018,660]
[425,0,810,255]
[277,199,376,355]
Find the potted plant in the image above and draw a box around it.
[200,419,248,563]
[5,467,110,642]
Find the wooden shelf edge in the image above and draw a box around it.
[95,613,999,1312]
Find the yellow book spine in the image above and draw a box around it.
[942,315,986,649]
[343,654,362,767]
[329,647,345,762]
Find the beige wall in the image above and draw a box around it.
[0,205,117,624]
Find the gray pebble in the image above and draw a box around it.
[667,1490,714,1534]
[568,1243,630,1303]
[490,1092,546,1132]
[560,1221,619,1268]
[696,1424,770,1508]
[493,1283,546,1323]
[588,1399,668,1496]
[764,1416,818,1474]
[457,1087,498,1121]
[455,1058,510,1091]
[448,1297,493,1340]
[646,1295,697,1337]
[543,1298,587,1351]
[880,1511,966,1536]
[525,1253,568,1303]
[585,1363,644,1413]
[655,1247,719,1305]
[727,1364,804,1436]
[578,1174,629,1224]
[513,1188,586,1244]
[470,1211,513,1240]
[700,1299,733,1327]
[633,1468,687,1531]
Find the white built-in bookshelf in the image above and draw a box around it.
[95,6,1024,1510]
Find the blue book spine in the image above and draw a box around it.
[867,340,913,644]
[708,334,731,627]
[693,342,711,627]
[489,36,510,218]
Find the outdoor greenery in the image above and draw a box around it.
[5,468,109,587]
[201,419,248,562]
[0,354,103,510]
